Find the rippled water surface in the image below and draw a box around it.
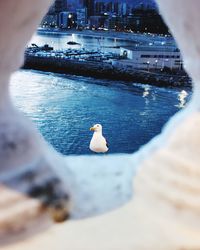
[10,70,191,155]
[31,32,137,53]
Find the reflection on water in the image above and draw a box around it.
[142,86,150,98]
[176,90,188,108]
[142,86,151,106]
[30,32,136,53]
[10,70,191,155]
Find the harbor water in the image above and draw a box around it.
[31,31,139,53]
[10,70,191,155]
[10,32,190,156]
[31,30,172,52]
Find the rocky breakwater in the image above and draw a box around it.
[24,46,191,88]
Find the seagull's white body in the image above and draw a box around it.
[89,124,109,153]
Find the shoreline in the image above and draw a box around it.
[23,54,191,88]
[37,28,174,44]
[27,31,186,88]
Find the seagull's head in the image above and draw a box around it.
[90,124,102,133]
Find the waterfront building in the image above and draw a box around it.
[105,15,127,31]
[104,15,116,30]
[120,3,128,16]
[89,15,107,29]
[54,0,68,13]
[95,2,105,15]
[106,2,113,13]
[58,12,68,28]
[83,0,94,18]
[114,46,183,70]
[68,12,77,28]
[131,7,168,33]
[41,14,57,28]
[67,0,81,11]
[76,8,87,27]
[113,2,120,15]
[41,0,68,28]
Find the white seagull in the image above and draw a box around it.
[89,124,109,153]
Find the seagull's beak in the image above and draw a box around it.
[90,127,95,131]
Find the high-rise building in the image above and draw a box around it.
[106,2,113,13]
[76,8,87,27]
[113,2,120,15]
[41,14,57,27]
[67,0,81,11]
[83,0,94,18]
[106,15,125,30]
[121,3,127,16]
[95,2,105,15]
[130,8,168,33]
[58,12,68,28]
[54,0,68,13]
[89,15,107,29]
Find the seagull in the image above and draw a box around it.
[89,124,109,153]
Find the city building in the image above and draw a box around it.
[113,46,183,70]
[58,12,68,28]
[109,2,130,16]
[113,2,120,15]
[67,12,77,28]
[54,0,68,13]
[106,2,113,13]
[95,2,105,15]
[105,15,127,31]
[40,0,167,33]
[76,8,87,27]
[41,14,57,28]
[41,0,68,28]
[83,0,94,18]
[89,15,107,29]
[130,7,168,33]
[120,3,128,16]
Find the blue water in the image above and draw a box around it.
[31,32,139,53]
[10,70,191,155]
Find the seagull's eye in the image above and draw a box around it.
[97,125,99,127]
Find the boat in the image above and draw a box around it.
[30,43,54,51]
[67,41,81,45]
[41,44,54,51]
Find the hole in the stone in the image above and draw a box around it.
[1,0,199,242]
[12,1,191,155]
[10,0,192,157]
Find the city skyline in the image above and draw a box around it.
[66,0,156,11]
[43,0,163,33]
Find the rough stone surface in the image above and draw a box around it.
[1,0,200,249]
[0,0,72,243]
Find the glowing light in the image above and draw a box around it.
[143,86,150,98]
[176,90,188,108]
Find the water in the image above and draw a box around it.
[10,70,191,155]
[30,32,136,53]
[30,31,173,53]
